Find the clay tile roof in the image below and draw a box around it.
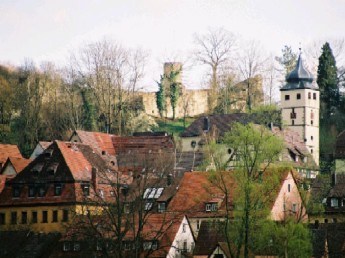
[194,220,226,255]
[180,113,252,137]
[56,141,92,181]
[74,130,116,156]
[7,157,31,173]
[0,144,22,164]
[112,135,175,154]
[167,172,232,215]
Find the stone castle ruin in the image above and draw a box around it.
[138,62,264,119]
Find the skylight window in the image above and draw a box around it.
[143,187,164,199]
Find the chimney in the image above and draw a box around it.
[167,174,173,186]
[92,167,98,192]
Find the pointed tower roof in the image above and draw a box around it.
[281,53,318,91]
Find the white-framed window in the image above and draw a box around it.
[331,198,339,207]
[291,203,297,213]
[63,242,71,251]
[73,242,81,251]
[158,202,166,213]
[206,203,217,211]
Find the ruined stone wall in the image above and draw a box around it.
[139,89,209,119]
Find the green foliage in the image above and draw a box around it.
[156,117,193,135]
[223,123,284,175]
[255,219,312,258]
[81,89,97,131]
[250,104,281,127]
[275,45,298,77]
[317,42,339,118]
[167,70,182,120]
[155,75,166,118]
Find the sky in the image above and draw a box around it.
[0,0,344,91]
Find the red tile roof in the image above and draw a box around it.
[6,157,31,173]
[0,144,22,164]
[73,130,116,156]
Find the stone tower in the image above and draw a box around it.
[280,53,320,165]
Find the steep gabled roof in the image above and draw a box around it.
[72,130,116,156]
[4,157,31,174]
[0,144,22,164]
[180,113,252,137]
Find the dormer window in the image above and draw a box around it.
[12,186,20,198]
[331,198,339,207]
[158,202,166,213]
[28,185,36,197]
[54,184,62,196]
[47,163,58,176]
[38,185,46,197]
[31,163,44,174]
[205,203,218,212]
[82,184,90,196]
[144,202,153,211]
[63,242,71,251]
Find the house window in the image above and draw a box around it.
[290,112,296,119]
[313,93,316,100]
[297,93,301,99]
[62,210,69,222]
[63,242,71,251]
[21,211,27,224]
[11,212,17,224]
[206,203,218,212]
[311,149,313,154]
[291,120,294,125]
[196,220,200,231]
[123,203,132,214]
[288,184,291,192]
[38,185,46,197]
[311,136,314,141]
[151,241,158,250]
[285,95,290,100]
[110,191,115,197]
[311,120,313,125]
[331,198,339,207]
[82,184,90,196]
[182,223,186,233]
[158,202,166,213]
[73,242,81,251]
[291,203,297,213]
[308,92,311,99]
[214,255,224,258]
[0,213,5,225]
[54,184,62,196]
[183,240,187,252]
[28,185,36,197]
[32,211,37,223]
[143,241,153,250]
[52,210,58,222]
[98,189,104,199]
[13,186,20,198]
[42,211,48,223]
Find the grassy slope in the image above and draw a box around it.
[155,117,194,135]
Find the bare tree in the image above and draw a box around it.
[193,28,237,112]
[237,40,267,111]
[70,38,148,135]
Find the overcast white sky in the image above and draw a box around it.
[0,0,344,90]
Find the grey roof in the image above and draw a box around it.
[281,54,318,91]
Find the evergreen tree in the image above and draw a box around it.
[168,70,181,120]
[155,75,166,118]
[317,42,338,118]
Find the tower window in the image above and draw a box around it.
[311,149,313,154]
[308,92,311,99]
[313,93,316,100]
[290,112,296,119]
[311,120,313,125]
[297,93,301,99]
[285,95,290,100]
[292,120,294,125]
[311,136,314,141]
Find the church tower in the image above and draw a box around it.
[280,52,320,165]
